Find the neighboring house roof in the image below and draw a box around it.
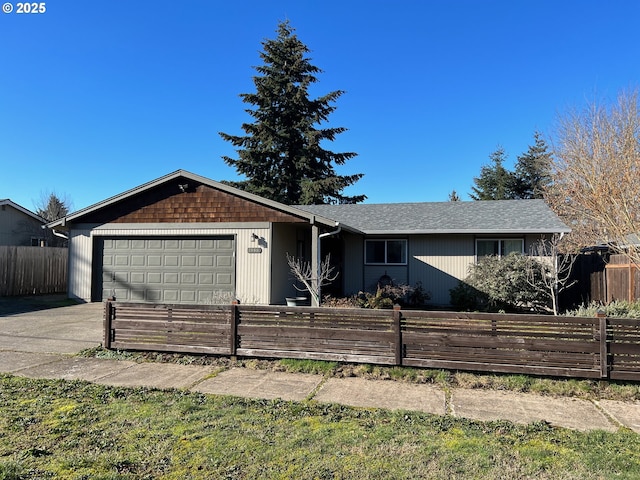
[296,199,570,235]
[47,170,339,229]
[0,199,44,222]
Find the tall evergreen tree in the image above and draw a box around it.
[513,131,552,199]
[219,21,365,205]
[469,147,516,200]
[35,192,72,247]
[35,192,70,222]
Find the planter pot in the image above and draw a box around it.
[285,297,307,306]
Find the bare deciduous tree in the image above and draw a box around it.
[526,235,577,315]
[286,253,338,306]
[548,89,640,262]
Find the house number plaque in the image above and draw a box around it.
[247,247,262,254]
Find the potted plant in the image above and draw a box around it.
[285,296,308,307]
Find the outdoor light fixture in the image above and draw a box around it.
[251,233,259,242]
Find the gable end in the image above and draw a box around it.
[78,181,307,224]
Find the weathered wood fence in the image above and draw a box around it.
[604,254,640,303]
[104,302,640,381]
[569,253,640,305]
[0,246,67,296]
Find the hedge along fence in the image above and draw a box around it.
[103,302,640,381]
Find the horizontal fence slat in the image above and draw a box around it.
[405,349,598,369]
[109,303,233,355]
[104,302,640,380]
[237,325,394,342]
[403,332,601,354]
[111,341,232,355]
[402,358,602,378]
[235,348,396,365]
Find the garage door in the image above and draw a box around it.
[100,236,235,304]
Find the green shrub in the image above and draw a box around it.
[323,282,432,310]
[450,254,549,312]
[321,295,361,308]
[407,281,431,306]
[564,299,640,318]
[356,285,398,309]
[449,281,488,311]
[356,282,431,309]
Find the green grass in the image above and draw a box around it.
[1,375,639,479]
[277,358,338,375]
[79,347,640,402]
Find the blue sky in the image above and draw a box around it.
[1,0,639,213]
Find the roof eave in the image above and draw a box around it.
[0,199,45,223]
[47,170,339,229]
[357,228,572,236]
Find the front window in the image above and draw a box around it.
[365,239,407,265]
[476,239,524,259]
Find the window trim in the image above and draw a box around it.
[475,238,524,260]
[365,239,408,265]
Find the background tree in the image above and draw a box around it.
[448,190,460,201]
[220,21,364,205]
[513,131,552,199]
[469,146,516,200]
[34,192,72,247]
[548,89,640,260]
[35,192,71,223]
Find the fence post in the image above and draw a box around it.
[393,304,402,366]
[596,309,609,379]
[230,300,239,358]
[103,300,114,349]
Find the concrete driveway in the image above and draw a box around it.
[0,299,103,354]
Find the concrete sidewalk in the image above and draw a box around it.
[1,299,639,433]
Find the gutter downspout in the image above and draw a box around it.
[52,229,69,240]
[42,224,69,240]
[319,224,342,239]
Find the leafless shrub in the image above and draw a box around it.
[286,253,338,306]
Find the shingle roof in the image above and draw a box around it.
[296,199,570,235]
[0,199,44,222]
[47,170,338,229]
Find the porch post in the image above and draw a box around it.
[311,223,320,306]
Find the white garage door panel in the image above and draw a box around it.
[101,237,235,304]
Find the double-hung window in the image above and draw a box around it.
[476,239,524,259]
[365,239,407,265]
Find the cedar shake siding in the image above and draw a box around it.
[79,182,307,225]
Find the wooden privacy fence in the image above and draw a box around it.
[0,246,67,296]
[104,302,640,381]
[604,254,640,303]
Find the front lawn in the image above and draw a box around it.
[1,375,639,479]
